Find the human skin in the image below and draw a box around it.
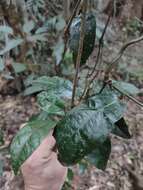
[21,131,67,190]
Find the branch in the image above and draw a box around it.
[56,0,82,75]
[71,0,87,108]
[112,84,143,107]
[64,0,82,36]
[89,12,112,77]
[105,35,143,80]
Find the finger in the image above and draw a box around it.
[22,130,56,166]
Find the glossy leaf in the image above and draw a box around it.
[0,25,13,34]
[86,138,111,170]
[0,39,24,55]
[112,118,131,139]
[0,57,4,72]
[37,91,65,116]
[87,89,131,139]
[28,34,47,42]
[54,105,111,166]
[87,89,126,124]
[112,80,140,95]
[0,159,4,176]
[24,76,73,97]
[24,85,44,95]
[69,12,96,65]
[53,38,64,65]
[12,63,27,73]
[10,117,57,174]
[0,129,4,146]
[23,20,35,33]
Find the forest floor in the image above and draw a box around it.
[0,29,143,190]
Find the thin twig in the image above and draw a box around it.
[89,12,112,77]
[56,0,82,75]
[105,35,143,80]
[71,0,87,108]
[64,0,82,36]
[79,12,112,101]
[112,84,143,107]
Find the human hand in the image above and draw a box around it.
[21,131,67,190]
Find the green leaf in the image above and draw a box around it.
[87,89,130,139]
[54,105,111,166]
[67,168,74,181]
[0,25,13,34]
[10,117,57,174]
[78,161,88,175]
[112,80,140,95]
[53,38,64,65]
[86,138,111,170]
[0,129,4,146]
[37,91,65,116]
[88,89,126,124]
[69,12,96,65]
[28,34,47,42]
[0,57,4,72]
[55,15,66,31]
[0,39,24,55]
[12,63,26,73]
[24,85,44,95]
[23,20,35,33]
[112,118,131,139]
[24,76,73,97]
[0,159,4,176]
[36,26,49,34]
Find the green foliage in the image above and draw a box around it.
[0,159,4,176]
[69,12,96,66]
[24,76,73,97]
[0,129,4,146]
[113,118,131,139]
[0,25,13,34]
[0,39,24,56]
[125,18,142,36]
[37,91,65,116]
[54,105,111,166]
[112,80,140,95]
[10,116,57,174]
[53,38,65,65]
[86,138,111,170]
[54,89,129,168]
[8,3,137,179]
[0,57,4,72]
[12,63,27,73]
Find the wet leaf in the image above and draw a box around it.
[37,91,65,116]
[86,138,111,170]
[53,38,64,65]
[69,12,96,65]
[87,89,126,124]
[12,63,27,73]
[0,39,24,55]
[113,118,131,139]
[0,25,13,34]
[112,80,140,95]
[24,76,73,97]
[10,117,57,174]
[54,105,111,166]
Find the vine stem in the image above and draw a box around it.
[64,0,82,36]
[79,12,112,101]
[57,0,82,74]
[112,84,143,107]
[71,0,87,108]
[104,35,143,80]
[89,12,112,77]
